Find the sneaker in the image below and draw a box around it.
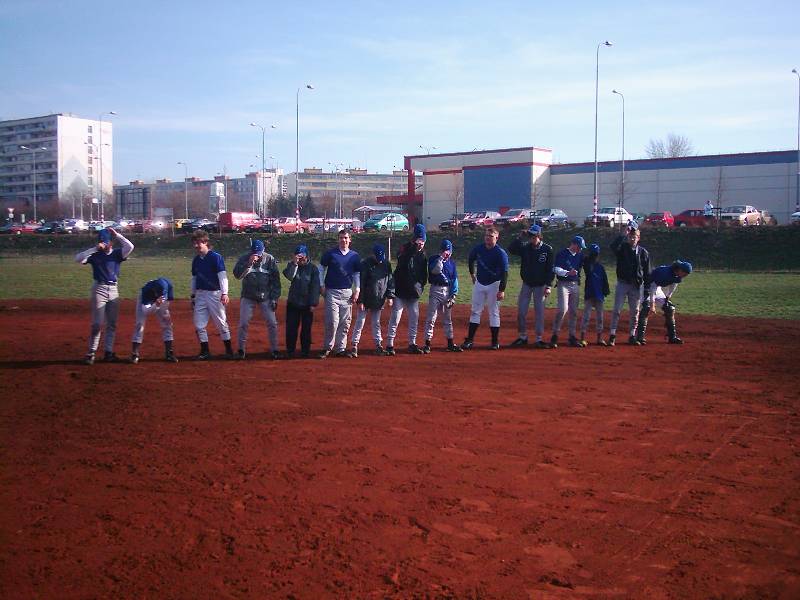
[637,338,648,346]
[533,340,549,349]
[334,350,349,358]
[196,351,211,360]
[83,353,95,365]
[509,337,528,348]
[271,350,282,360]
[447,342,463,352]
[165,353,179,363]
[375,346,386,356]
[384,346,396,356]
[577,339,589,348]
[568,337,583,348]
[421,341,431,354]
[102,352,120,363]
[608,335,616,347]
[408,344,424,355]
[489,343,501,350]
[548,335,558,349]
[346,347,358,358]
[668,336,684,345]
[130,354,140,364]
[596,338,608,347]
[628,335,641,346]
[318,348,332,359]
[237,349,246,360]
[461,339,474,350]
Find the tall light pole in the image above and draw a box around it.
[250,122,276,216]
[19,145,47,222]
[296,84,314,222]
[612,89,625,213]
[793,69,800,213]
[592,41,612,227]
[177,161,189,219]
[98,111,117,223]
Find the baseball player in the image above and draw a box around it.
[507,224,554,349]
[283,244,321,359]
[348,243,394,357]
[578,244,610,347]
[233,239,281,360]
[318,229,361,358]
[385,223,428,355]
[609,223,650,346]
[130,277,178,363]
[75,227,134,364]
[422,239,462,353]
[190,229,233,360]
[636,260,693,344]
[549,235,586,348]
[462,227,509,350]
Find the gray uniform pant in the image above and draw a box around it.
[423,285,454,342]
[610,281,642,337]
[324,288,353,352]
[517,283,547,341]
[88,282,120,354]
[238,297,278,352]
[350,306,383,348]
[193,289,231,343]
[386,297,420,347]
[551,280,580,338]
[580,298,605,336]
[132,293,174,344]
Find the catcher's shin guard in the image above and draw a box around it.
[635,300,650,344]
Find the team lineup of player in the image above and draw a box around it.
[75,221,692,364]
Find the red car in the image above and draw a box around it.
[643,211,675,228]
[674,209,712,227]
[0,221,40,234]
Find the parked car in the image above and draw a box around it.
[674,209,710,227]
[172,218,191,230]
[494,208,532,227]
[62,219,88,233]
[584,206,633,227]
[273,217,309,234]
[362,212,410,232]
[791,211,800,225]
[0,221,39,234]
[182,218,215,233]
[439,213,467,231]
[218,212,261,232]
[643,211,675,228]
[530,208,571,228]
[759,210,778,226]
[719,205,762,226]
[460,211,501,230]
[35,221,69,234]
[243,219,274,234]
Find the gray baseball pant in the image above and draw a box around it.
[88,282,120,354]
[323,288,353,352]
[238,297,278,352]
[386,297,420,347]
[350,305,383,348]
[551,280,580,338]
[517,283,547,341]
[580,298,605,336]
[610,281,642,337]
[423,284,453,342]
[193,289,231,343]
[131,293,174,344]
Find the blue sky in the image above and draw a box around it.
[2,0,798,184]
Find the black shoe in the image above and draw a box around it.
[130,353,140,364]
[408,344,424,355]
[318,348,332,359]
[533,340,549,349]
[637,338,648,346]
[197,351,211,360]
[102,352,120,363]
[596,337,608,347]
[548,335,558,349]
[271,350,282,360]
[421,341,431,354]
[489,343,500,350]
[668,336,684,344]
[224,351,236,360]
[165,352,179,363]
[385,346,396,356]
[568,337,583,348]
[447,342,463,352]
[300,351,310,359]
[628,335,641,346]
[375,346,386,356]
[509,337,528,348]
[83,353,95,365]
[608,335,616,347]
[334,350,349,358]
[237,349,246,360]
[346,347,358,358]
[461,339,474,350]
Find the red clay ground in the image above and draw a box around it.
[0,299,798,599]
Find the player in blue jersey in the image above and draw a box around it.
[549,235,586,348]
[129,277,178,363]
[233,239,281,360]
[637,260,693,344]
[191,229,233,360]
[75,227,134,364]
[422,239,462,353]
[318,229,361,358]
[462,227,509,351]
[578,243,610,347]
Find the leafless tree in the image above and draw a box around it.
[645,133,694,158]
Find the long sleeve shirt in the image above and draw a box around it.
[75,234,134,283]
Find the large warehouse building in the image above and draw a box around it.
[400,147,799,227]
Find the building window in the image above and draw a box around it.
[88,125,93,133]
[87,136,93,144]
[87,146,93,154]
[88,167,92,175]
[88,177,93,185]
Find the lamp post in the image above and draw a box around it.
[98,111,117,223]
[612,89,625,215]
[250,122,276,216]
[419,145,437,154]
[177,161,189,219]
[793,69,800,213]
[296,84,314,223]
[19,145,47,222]
[592,41,612,227]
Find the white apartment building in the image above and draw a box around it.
[0,113,114,221]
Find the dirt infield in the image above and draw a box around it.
[1,299,798,599]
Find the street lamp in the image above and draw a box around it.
[177,161,189,219]
[296,84,314,222]
[19,145,47,222]
[419,145,437,154]
[592,41,612,227]
[98,111,117,222]
[612,89,625,214]
[792,69,800,213]
[250,122,276,216]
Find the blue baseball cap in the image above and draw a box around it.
[628,219,639,231]
[98,228,112,244]
[373,243,386,263]
[294,244,308,256]
[589,243,601,255]
[674,260,693,274]
[441,239,453,252]
[571,235,586,250]
[251,239,265,255]
[413,223,427,241]
[527,224,542,236]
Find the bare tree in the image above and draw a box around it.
[645,133,694,158]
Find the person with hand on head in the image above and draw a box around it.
[578,243,610,347]
[608,221,650,346]
[190,229,233,360]
[75,227,134,364]
[348,243,394,357]
[638,260,693,345]
[283,244,321,359]
[318,229,361,358]
[549,235,586,348]
[507,223,554,349]
[233,238,281,360]
[462,226,509,351]
[385,223,429,355]
[422,238,462,353]
[130,277,178,364]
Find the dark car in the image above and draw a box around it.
[530,208,570,228]
[35,221,69,234]
[243,219,274,234]
[439,213,467,231]
[181,218,215,233]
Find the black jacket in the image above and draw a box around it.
[358,257,394,309]
[283,261,321,308]
[393,242,427,299]
[508,237,554,287]
[234,252,281,302]
[610,235,650,286]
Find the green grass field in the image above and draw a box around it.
[2,254,798,319]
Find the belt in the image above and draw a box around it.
[95,281,117,285]
[556,277,578,283]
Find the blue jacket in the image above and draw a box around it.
[554,248,584,283]
[141,278,174,305]
[583,260,610,301]
[468,244,509,289]
[648,265,683,288]
[428,254,459,297]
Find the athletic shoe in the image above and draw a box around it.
[224,351,236,360]
[408,344,424,355]
[447,342,463,352]
[421,341,431,354]
[461,339,474,350]
[318,348,332,359]
[596,338,608,347]
[165,352,179,363]
[346,347,358,358]
[375,346,387,356]
[83,353,95,365]
[102,352,120,363]
[334,350,349,358]
[628,336,641,346]
[509,337,528,348]
[668,336,684,344]
[533,340,549,349]
[548,335,558,349]
[196,351,211,360]
[568,337,583,348]
[637,338,648,346]
[271,350,282,360]
[489,343,501,350]
[300,351,310,359]
[384,346,396,356]
[608,335,616,347]
[237,349,246,360]
[130,354,140,364]
[577,339,589,348]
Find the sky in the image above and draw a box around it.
[1,0,798,185]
